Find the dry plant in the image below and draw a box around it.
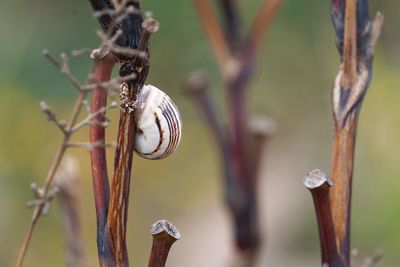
[185,0,282,265]
[304,1,384,266]
[15,49,118,267]
[15,1,180,267]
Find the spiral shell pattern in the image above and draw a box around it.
[134,84,182,159]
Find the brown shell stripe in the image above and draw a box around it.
[160,100,180,157]
[142,112,164,156]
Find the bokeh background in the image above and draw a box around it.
[1,1,400,266]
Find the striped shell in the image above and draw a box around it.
[134,84,182,159]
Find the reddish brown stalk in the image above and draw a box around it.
[90,53,116,228]
[105,17,155,266]
[89,52,116,266]
[147,220,181,267]
[330,111,358,261]
[304,169,344,267]
[329,4,384,264]
[106,110,136,266]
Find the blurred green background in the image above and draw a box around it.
[1,1,400,266]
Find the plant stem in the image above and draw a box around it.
[147,220,181,267]
[304,169,344,267]
[89,53,116,265]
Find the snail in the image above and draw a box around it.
[132,84,182,160]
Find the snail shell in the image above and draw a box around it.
[134,84,182,160]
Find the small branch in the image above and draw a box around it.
[82,73,137,91]
[26,184,59,216]
[194,0,232,77]
[54,157,88,267]
[39,101,68,135]
[304,169,344,266]
[147,220,181,267]
[71,101,117,133]
[16,51,90,267]
[43,50,83,92]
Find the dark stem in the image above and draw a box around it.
[89,53,116,265]
[147,220,181,267]
[304,169,344,267]
[105,16,154,267]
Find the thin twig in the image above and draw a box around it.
[82,73,137,91]
[16,73,87,267]
[42,50,83,92]
[71,101,117,133]
[39,101,68,135]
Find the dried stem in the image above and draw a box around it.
[192,0,283,258]
[16,53,89,267]
[147,220,181,267]
[89,54,116,264]
[330,1,384,264]
[304,169,344,266]
[105,16,155,266]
